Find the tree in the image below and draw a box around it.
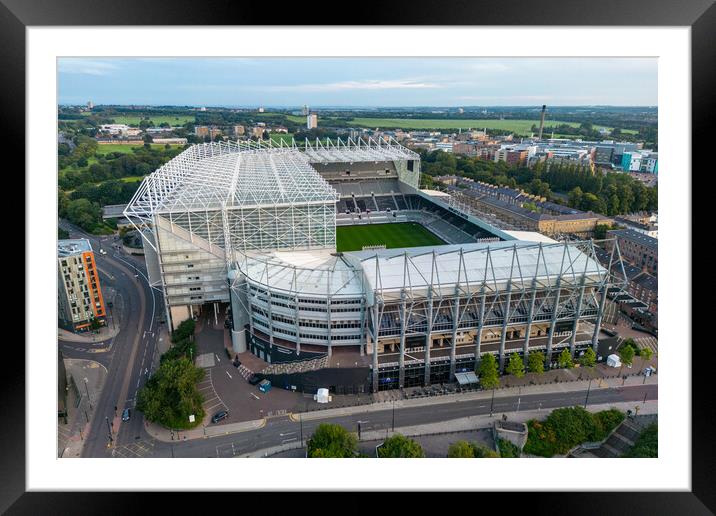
[88,316,102,331]
[448,440,475,458]
[593,224,611,240]
[528,352,545,374]
[448,441,499,459]
[136,357,205,429]
[470,443,499,458]
[618,343,635,368]
[64,198,102,232]
[505,353,525,378]
[579,347,596,368]
[568,186,584,208]
[478,353,500,389]
[307,424,358,458]
[640,347,653,362]
[378,434,425,458]
[558,349,574,369]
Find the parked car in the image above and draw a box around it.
[258,379,272,393]
[121,408,131,422]
[248,374,261,385]
[211,410,228,424]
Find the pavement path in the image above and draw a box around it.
[58,359,108,458]
[139,374,657,446]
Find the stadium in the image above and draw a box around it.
[125,137,624,393]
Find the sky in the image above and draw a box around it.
[58,57,657,107]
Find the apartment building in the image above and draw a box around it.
[606,229,658,275]
[58,239,106,332]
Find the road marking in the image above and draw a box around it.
[282,437,297,444]
[215,354,221,363]
[226,371,232,379]
[250,393,260,400]
[280,432,296,437]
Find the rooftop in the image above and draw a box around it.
[58,239,92,257]
[124,137,417,219]
[608,228,658,250]
[347,240,608,295]
[232,248,365,298]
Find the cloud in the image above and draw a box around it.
[58,59,120,76]
[262,79,441,92]
[465,62,510,72]
[457,95,599,103]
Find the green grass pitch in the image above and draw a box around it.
[336,223,445,252]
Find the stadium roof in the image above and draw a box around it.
[233,248,365,298]
[347,240,608,296]
[124,137,417,220]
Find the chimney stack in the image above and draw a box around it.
[538,104,547,140]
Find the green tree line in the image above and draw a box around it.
[419,149,657,216]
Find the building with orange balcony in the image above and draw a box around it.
[57,239,106,332]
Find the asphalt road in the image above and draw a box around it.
[127,383,657,458]
[58,220,163,457]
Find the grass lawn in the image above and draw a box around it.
[270,133,294,144]
[119,175,146,183]
[342,117,630,134]
[95,143,184,155]
[336,222,445,252]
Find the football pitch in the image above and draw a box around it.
[336,223,445,252]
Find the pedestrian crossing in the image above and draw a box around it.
[617,335,658,355]
[237,364,254,380]
[633,336,658,354]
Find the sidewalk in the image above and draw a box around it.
[58,359,108,458]
[144,417,265,443]
[58,325,120,344]
[246,400,658,458]
[358,400,657,443]
[290,373,657,422]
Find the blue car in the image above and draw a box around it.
[211,410,228,424]
[121,408,131,422]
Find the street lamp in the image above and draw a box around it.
[391,400,395,432]
[83,378,92,410]
[489,387,495,417]
[584,378,593,408]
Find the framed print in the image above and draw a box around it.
[4,0,714,512]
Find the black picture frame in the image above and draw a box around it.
[4,0,712,513]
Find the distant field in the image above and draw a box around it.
[336,222,445,252]
[95,143,184,155]
[256,113,306,124]
[343,117,637,134]
[106,115,195,126]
